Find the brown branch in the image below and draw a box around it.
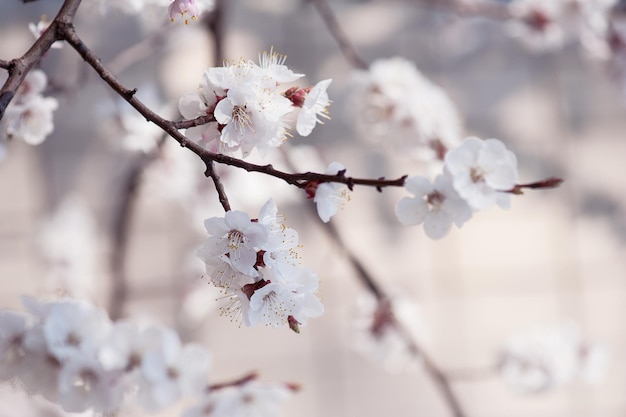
[310,0,368,70]
[507,177,564,195]
[172,114,216,129]
[0,60,12,70]
[207,372,258,391]
[205,160,231,212]
[278,145,466,417]
[0,0,82,121]
[54,23,409,193]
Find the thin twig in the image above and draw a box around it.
[207,372,258,391]
[205,160,231,212]
[311,0,368,69]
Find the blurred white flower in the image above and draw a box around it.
[498,322,607,392]
[139,327,211,411]
[183,380,293,417]
[351,57,462,166]
[352,292,426,373]
[28,16,63,49]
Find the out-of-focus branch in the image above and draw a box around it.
[109,136,167,320]
[107,25,173,74]
[204,0,226,65]
[412,0,511,20]
[310,0,369,69]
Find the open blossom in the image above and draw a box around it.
[296,79,332,137]
[444,137,518,211]
[395,175,472,240]
[201,210,269,279]
[312,162,351,223]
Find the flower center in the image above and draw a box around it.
[426,190,445,210]
[232,105,253,135]
[470,167,485,183]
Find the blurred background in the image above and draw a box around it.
[1,0,626,416]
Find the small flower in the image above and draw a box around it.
[201,210,269,279]
[444,137,518,211]
[395,175,472,240]
[169,0,201,24]
[296,79,332,137]
[312,162,351,223]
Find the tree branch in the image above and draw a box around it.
[310,0,369,70]
[54,23,409,193]
[205,160,231,212]
[0,0,82,120]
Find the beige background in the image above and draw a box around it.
[1,1,626,416]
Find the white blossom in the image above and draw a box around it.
[395,175,472,240]
[296,78,332,137]
[313,162,351,223]
[201,210,269,279]
[444,137,518,211]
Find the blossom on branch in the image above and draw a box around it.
[444,137,519,211]
[309,162,351,223]
[197,200,323,331]
[395,175,472,240]
[179,49,332,158]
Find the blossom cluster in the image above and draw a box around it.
[1,69,58,146]
[197,199,324,332]
[351,56,462,166]
[179,49,332,158]
[0,297,298,416]
[395,136,519,239]
[498,322,607,392]
[0,297,211,414]
[506,0,616,57]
